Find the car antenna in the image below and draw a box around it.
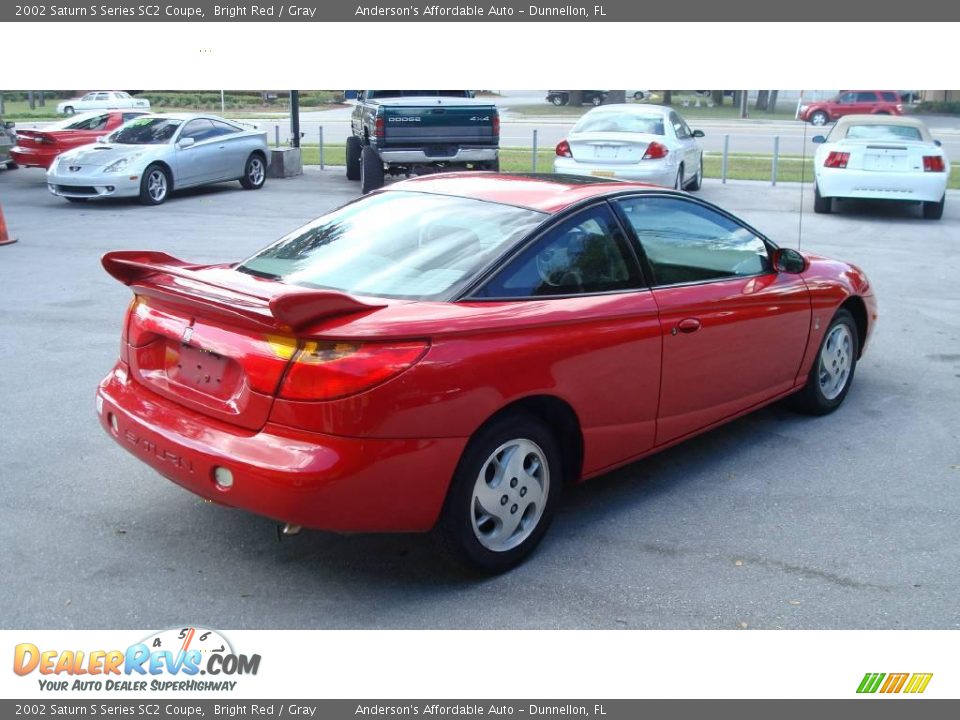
[797,116,808,251]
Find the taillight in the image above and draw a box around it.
[824,151,849,169]
[279,340,428,401]
[923,155,945,172]
[642,142,669,160]
[492,112,500,137]
[374,115,385,139]
[555,140,572,158]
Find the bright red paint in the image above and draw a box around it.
[798,90,903,124]
[96,174,876,533]
[10,110,148,169]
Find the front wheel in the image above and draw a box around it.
[437,414,562,573]
[791,309,859,415]
[591,95,603,106]
[139,164,170,205]
[63,106,75,116]
[239,153,266,190]
[550,94,566,106]
[345,136,362,181]
[923,195,945,220]
[809,111,829,127]
[359,146,384,194]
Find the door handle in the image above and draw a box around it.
[674,318,702,334]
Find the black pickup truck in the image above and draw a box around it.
[346,90,500,193]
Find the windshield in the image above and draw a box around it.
[238,191,547,300]
[572,112,665,135]
[844,124,924,142]
[109,117,182,145]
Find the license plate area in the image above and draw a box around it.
[167,343,234,397]
[591,170,616,178]
[864,152,908,172]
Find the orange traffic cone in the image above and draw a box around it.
[0,202,16,246]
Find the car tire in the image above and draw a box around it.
[6,161,18,170]
[550,94,566,107]
[65,197,88,203]
[359,146,384,194]
[813,184,832,214]
[687,156,703,191]
[63,106,75,116]
[633,91,645,100]
[345,136,362,181]
[791,308,859,415]
[485,157,500,172]
[239,153,266,190]
[923,195,945,220]
[139,163,170,206]
[810,111,829,126]
[591,95,603,106]
[674,166,684,190]
[437,413,563,574]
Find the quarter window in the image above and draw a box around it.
[475,204,641,298]
[616,197,770,286]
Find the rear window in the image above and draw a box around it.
[844,124,923,142]
[572,111,664,135]
[366,90,472,99]
[238,191,547,300]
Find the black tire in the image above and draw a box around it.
[486,157,500,172]
[139,163,170,206]
[550,94,566,107]
[633,91,645,100]
[923,195,945,220]
[239,153,266,190]
[791,308,859,415]
[809,111,829,127]
[65,197,88,203]
[345,136,362,181]
[674,166,684,190]
[686,155,703,191]
[437,413,563,573]
[591,95,603,106]
[63,106,75,116]
[6,160,19,170]
[813,184,832,214]
[359,146,384,194]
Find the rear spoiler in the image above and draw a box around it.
[102,250,384,331]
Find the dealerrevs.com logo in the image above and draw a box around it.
[13,627,261,692]
[857,673,933,694]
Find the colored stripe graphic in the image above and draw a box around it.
[880,673,909,693]
[857,673,886,693]
[903,673,933,694]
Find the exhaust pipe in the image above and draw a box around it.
[276,522,302,541]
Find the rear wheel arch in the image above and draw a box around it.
[473,395,584,486]
[840,295,868,358]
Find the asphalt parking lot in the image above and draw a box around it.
[1,166,958,630]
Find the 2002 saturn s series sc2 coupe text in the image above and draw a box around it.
[96,174,877,572]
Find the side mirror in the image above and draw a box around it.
[773,248,807,274]
[935,139,942,147]
[3,121,14,129]
[812,135,826,144]
[692,129,705,138]
[177,137,196,149]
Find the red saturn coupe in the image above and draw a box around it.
[96,173,876,571]
[10,110,149,169]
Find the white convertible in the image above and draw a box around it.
[813,115,950,220]
[47,114,270,205]
[56,91,150,116]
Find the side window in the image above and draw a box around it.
[179,119,216,142]
[616,197,771,286]
[475,204,641,298]
[94,93,109,101]
[856,91,878,103]
[81,93,95,101]
[211,120,240,136]
[670,112,690,139]
[838,92,857,104]
[881,92,898,102]
[121,112,143,122]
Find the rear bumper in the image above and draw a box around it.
[554,157,677,187]
[816,167,947,203]
[377,147,498,164]
[97,364,466,533]
[10,146,57,169]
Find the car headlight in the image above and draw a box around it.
[103,156,138,173]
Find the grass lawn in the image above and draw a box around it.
[1,99,60,120]
[299,146,960,190]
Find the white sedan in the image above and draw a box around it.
[56,92,150,116]
[47,114,269,205]
[813,115,949,220]
[553,104,705,191]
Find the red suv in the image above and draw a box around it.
[798,91,903,126]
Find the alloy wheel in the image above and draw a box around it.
[818,324,853,400]
[147,169,167,202]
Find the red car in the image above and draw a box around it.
[798,91,903,127]
[96,174,876,571]
[10,110,148,169]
